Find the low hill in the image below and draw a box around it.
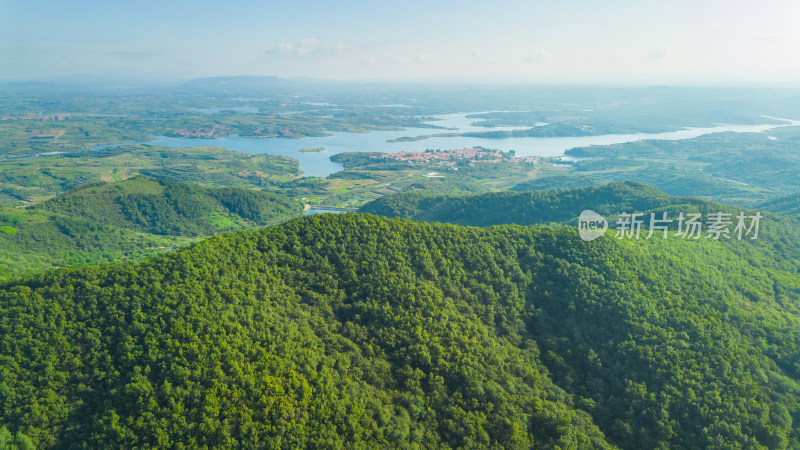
[0,213,798,448]
[759,192,800,215]
[359,181,800,274]
[33,175,301,236]
[0,177,302,281]
[358,181,715,226]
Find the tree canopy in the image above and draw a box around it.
[1,211,798,448]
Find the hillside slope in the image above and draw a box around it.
[33,175,301,236]
[759,192,800,215]
[359,181,800,272]
[1,213,798,448]
[358,181,712,226]
[0,177,302,281]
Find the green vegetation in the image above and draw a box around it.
[0,144,301,206]
[0,205,194,283]
[0,176,302,281]
[33,175,301,236]
[0,92,439,160]
[511,174,602,192]
[298,147,326,152]
[322,128,800,210]
[314,151,544,208]
[1,209,799,448]
[3,81,800,448]
[0,425,34,449]
[542,130,800,205]
[360,180,800,272]
[4,84,800,211]
[360,181,714,226]
[463,123,602,138]
[462,101,789,134]
[387,132,460,143]
[759,192,800,215]
[329,152,388,169]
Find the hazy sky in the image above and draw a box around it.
[2,0,800,84]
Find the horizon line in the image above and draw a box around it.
[2,74,800,90]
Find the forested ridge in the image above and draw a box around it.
[33,175,301,236]
[0,176,303,281]
[759,192,800,216]
[358,181,717,226]
[1,210,799,448]
[359,181,800,273]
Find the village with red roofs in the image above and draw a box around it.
[372,147,540,169]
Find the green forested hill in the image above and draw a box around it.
[1,213,799,448]
[358,181,800,285]
[759,192,800,215]
[0,176,302,281]
[33,175,301,236]
[358,181,800,267]
[358,181,713,226]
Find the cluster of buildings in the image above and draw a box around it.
[2,113,70,121]
[373,148,539,168]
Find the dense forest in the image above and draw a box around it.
[358,181,725,226]
[1,208,799,448]
[759,192,800,216]
[33,176,301,236]
[359,181,800,279]
[0,176,303,281]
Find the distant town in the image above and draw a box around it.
[372,147,540,169]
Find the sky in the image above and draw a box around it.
[2,0,800,84]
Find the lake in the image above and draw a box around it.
[117,113,800,178]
